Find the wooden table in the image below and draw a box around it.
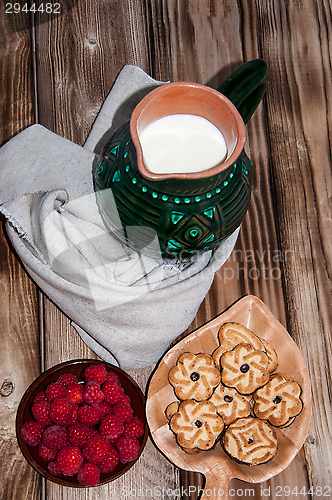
[0,1,331,499]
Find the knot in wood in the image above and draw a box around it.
[1,379,14,397]
[308,436,316,446]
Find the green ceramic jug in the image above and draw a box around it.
[94,59,268,258]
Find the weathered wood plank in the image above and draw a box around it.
[41,300,180,500]
[152,1,310,498]
[34,0,151,144]
[248,0,332,496]
[0,220,41,500]
[33,0,180,498]
[0,9,40,500]
[0,13,35,144]
[8,0,327,499]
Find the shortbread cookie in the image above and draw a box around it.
[209,384,252,425]
[165,403,202,454]
[168,352,221,401]
[261,338,278,373]
[222,417,278,465]
[169,400,224,451]
[213,322,265,367]
[165,401,180,421]
[220,343,269,395]
[253,373,303,427]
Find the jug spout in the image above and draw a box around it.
[217,59,268,124]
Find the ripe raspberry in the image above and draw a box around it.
[42,424,68,451]
[33,390,48,402]
[83,435,112,464]
[99,415,123,444]
[49,397,74,425]
[116,436,140,464]
[105,371,120,385]
[37,443,57,461]
[89,428,99,439]
[113,401,134,422]
[78,403,101,426]
[31,400,51,425]
[77,462,100,486]
[119,394,131,405]
[123,417,145,438]
[102,380,124,404]
[67,422,96,448]
[47,461,62,476]
[45,382,66,401]
[83,364,107,384]
[67,404,78,424]
[98,445,119,473]
[82,381,105,404]
[56,446,84,476]
[57,373,78,386]
[20,421,44,446]
[97,401,113,417]
[66,383,84,404]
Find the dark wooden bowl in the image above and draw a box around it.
[16,359,148,487]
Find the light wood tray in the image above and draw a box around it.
[146,295,311,499]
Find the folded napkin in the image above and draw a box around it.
[0,65,239,369]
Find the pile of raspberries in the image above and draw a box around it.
[20,363,145,486]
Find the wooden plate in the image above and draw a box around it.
[146,295,311,499]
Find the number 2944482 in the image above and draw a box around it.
[5,3,61,14]
[275,485,331,496]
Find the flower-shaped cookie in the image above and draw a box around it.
[220,343,269,394]
[209,383,252,425]
[253,373,303,427]
[212,323,278,374]
[168,352,221,401]
[212,322,265,367]
[169,400,224,451]
[222,416,277,465]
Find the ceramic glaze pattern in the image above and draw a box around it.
[93,60,268,257]
[94,121,252,257]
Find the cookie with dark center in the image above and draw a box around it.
[252,373,303,427]
[208,383,252,425]
[222,417,278,465]
[212,322,278,374]
[168,352,221,401]
[169,400,224,451]
[220,344,269,395]
[212,322,265,368]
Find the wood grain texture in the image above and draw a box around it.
[244,0,332,494]
[0,7,41,500]
[41,301,180,500]
[34,0,151,143]
[33,0,181,497]
[0,222,41,500]
[1,0,331,498]
[0,12,35,146]
[159,1,308,497]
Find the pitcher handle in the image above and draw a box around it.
[217,59,268,124]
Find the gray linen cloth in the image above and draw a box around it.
[0,65,239,369]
